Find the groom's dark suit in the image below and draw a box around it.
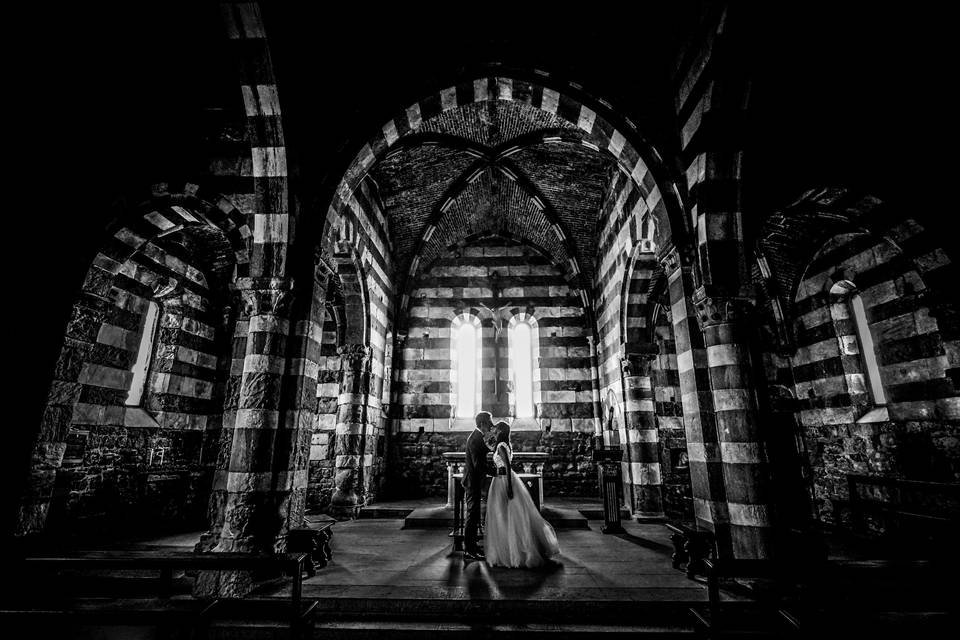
[462,428,496,554]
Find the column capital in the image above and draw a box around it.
[620,343,659,377]
[691,287,754,330]
[338,343,372,369]
[656,242,693,275]
[314,246,337,281]
[231,277,295,318]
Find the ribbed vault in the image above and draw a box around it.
[368,99,616,290]
[417,99,576,147]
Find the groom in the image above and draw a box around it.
[463,410,496,560]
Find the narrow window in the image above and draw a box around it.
[126,300,160,406]
[509,317,540,418]
[850,292,886,404]
[832,280,886,406]
[454,318,480,418]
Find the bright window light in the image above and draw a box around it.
[850,293,886,404]
[512,321,535,418]
[455,321,478,418]
[126,300,160,406]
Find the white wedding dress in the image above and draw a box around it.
[484,442,561,568]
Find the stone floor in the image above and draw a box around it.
[37,503,942,636]
[113,499,719,604]
[282,518,712,603]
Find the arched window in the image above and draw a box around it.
[639,212,656,252]
[831,280,886,405]
[125,300,160,406]
[508,314,540,418]
[451,314,482,419]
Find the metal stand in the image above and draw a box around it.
[592,439,625,534]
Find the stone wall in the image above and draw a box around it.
[770,230,959,529]
[389,235,600,498]
[592,167,689,518]
[324,179,397,512]
[30,231,230,537]
[651,300,693,520]
[307,308,340,512]
[50,427,213,536]
[388,430,599,500]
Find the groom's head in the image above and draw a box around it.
[475,411,493,433]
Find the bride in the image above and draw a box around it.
[484,421,561,568]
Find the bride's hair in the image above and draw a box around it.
[494,421,511,445]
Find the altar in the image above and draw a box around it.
[441,451,548,511]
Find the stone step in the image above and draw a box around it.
[202,620,696,640]
[306,596,718,623]
[306,620,697,638]
[357,506,416,519]
[202,601,706,639]
[403,505,590,530]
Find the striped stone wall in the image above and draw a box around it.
[669,4,778,558]
[592,162,682,516]
[29,237,232,536]
[389,236,599,498]
[650,294,693,520]
[325,181,396,515]
[306,308,340,512]
[774,231,960,528]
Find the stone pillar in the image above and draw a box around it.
[620,345,664,519]
[691,288,774,559]
[329,343,371,519]
[197,277,294,595]
[197,290,248,554]
[586,335,603,435]
[276,261,332,532]
[659,246,732,554]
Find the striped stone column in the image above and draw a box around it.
[276,261,332,533]
[329,343,371,519]
[210,279,294,548]
[620,345,663,518]
[195,278,295,596]
[692,288,773,559]
[659,246,732,556]
[196,291,248,553]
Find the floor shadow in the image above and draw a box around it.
[444,553,496,599]
[484,557,567,599]
[612,531,674,554]
[444,549,568,600]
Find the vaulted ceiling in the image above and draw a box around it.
[369,99,616,287]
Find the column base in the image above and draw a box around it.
[601,523,626,534]
[634,511,668,523]
[194,531,220,553]
[328,503,362,520]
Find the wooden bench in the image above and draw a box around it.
[288,516,335,575]
[788,558,959,634]
[689,556,960,637]
[2,551,316,638]
[665,522,715,578]
[688,558,802,638]
[847,474,960,553]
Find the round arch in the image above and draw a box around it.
[506,312,541,420]
[450,313,483,420]
[619,235,663,351]
[320,72,689,285]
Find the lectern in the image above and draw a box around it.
[592,441,625,534]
